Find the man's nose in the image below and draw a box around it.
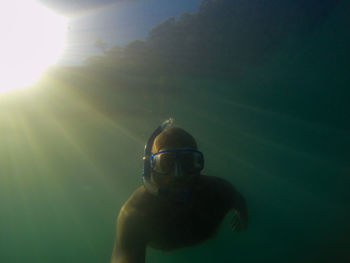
[173,161,183,177]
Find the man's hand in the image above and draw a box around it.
[230,209,248,232]
[230,191,248,232]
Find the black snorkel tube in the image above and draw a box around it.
[142,118,174,196]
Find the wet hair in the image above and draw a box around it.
[152,127,197,153]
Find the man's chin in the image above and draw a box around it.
[169,179,195,188]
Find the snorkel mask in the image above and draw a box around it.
[142,118,203,202]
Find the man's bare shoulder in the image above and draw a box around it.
[120,175,235,218]
[197,174,234,193]
[121,186,153,213]
[196,175,236,206]
[198,174,228,185]
[124,176,234,203]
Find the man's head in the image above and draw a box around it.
[152,127,197,152]
[150,127,203,188]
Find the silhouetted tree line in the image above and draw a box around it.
[84,0,340,77]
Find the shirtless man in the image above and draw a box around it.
[110,119,248,263]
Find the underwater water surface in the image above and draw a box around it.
[0,1,349,263]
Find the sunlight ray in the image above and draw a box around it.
[7,99,108,253]
[39,71,144,144]
[27,85,124,187]
[2,110,33,224]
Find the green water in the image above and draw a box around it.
[1,1,349,263]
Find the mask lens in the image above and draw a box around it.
[152,150,203,175]
[183,151,203,172]
[177,152,196,171]
[152,152,176,174]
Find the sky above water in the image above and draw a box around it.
[38,0,203,64]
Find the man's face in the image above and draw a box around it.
[150,128,202,188]
[151,146,201,188]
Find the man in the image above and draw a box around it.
[110,119,248,263]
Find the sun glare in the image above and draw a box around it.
[0,0,68,92]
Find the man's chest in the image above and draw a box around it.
[146,194,227,250]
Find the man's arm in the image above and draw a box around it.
[216,177,248,231]
[230,189,248,231]
[110,206,147,263]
